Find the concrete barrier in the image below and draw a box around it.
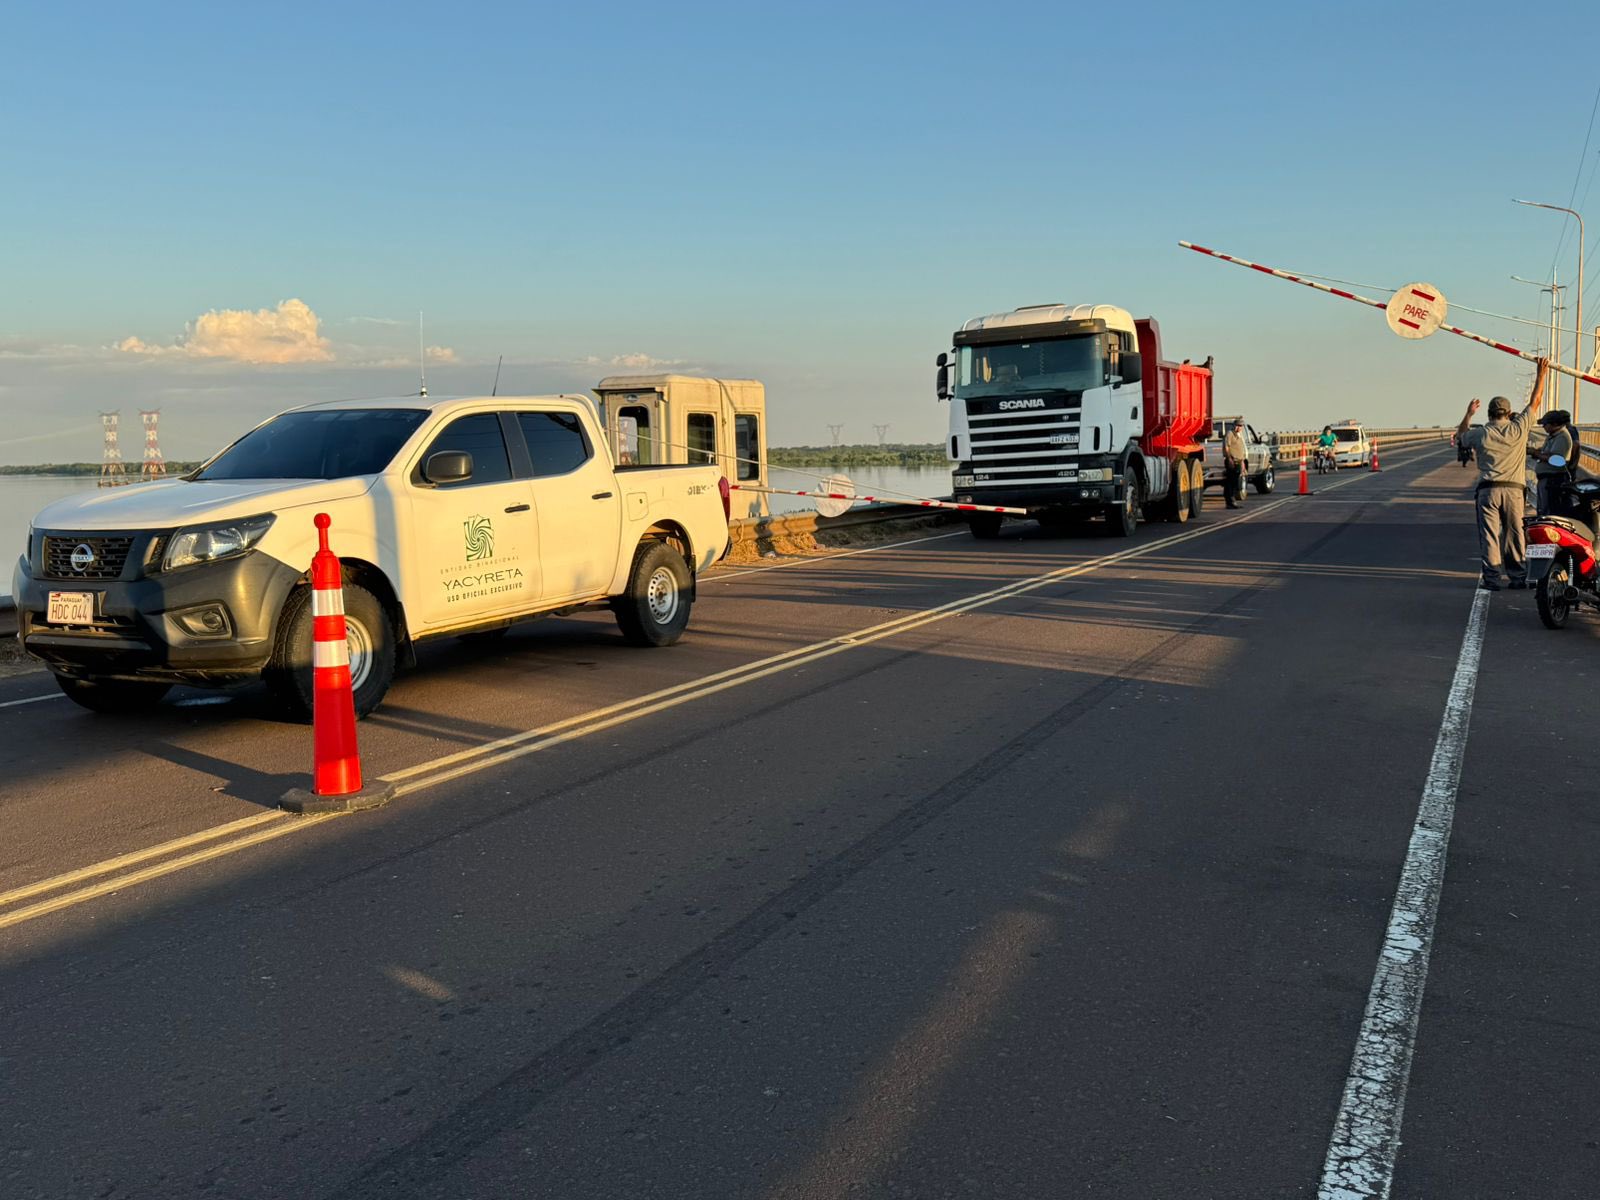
[727,503,959,560]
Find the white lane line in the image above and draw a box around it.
[0,692,62,709]
[1318,587,1490,1200]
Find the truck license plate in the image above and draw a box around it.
[47,591,95,624]
[1525,544,1557,559]
[1049,433,1079,446]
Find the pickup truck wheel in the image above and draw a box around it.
[54,675,172,714]
[614,541,693,647]
[967,513,1003,539]
[265,582,396,720]
[1253,467,1276,495]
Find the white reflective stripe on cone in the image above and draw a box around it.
[311,588,345,618]
[313,639,350,670]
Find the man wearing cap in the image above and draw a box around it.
[1534,408,1574,517]
[1223,419,1248,509]
[1457,358,1549,590]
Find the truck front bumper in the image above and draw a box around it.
[950,476,1123,513]
[13,548,303,685]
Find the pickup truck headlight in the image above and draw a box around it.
[163,514,276,571]
[1077,468,1112,482]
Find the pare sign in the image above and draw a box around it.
[1385,282,1448,340]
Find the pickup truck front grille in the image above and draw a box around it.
[41,535,136,581]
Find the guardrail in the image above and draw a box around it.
[1268,426,1454,462]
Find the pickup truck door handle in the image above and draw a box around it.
[591,491,614,500]
[503,503,531,513]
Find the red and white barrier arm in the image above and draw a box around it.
[732,484,1029,515]
[1180,241,1600,389]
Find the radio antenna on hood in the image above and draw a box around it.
[418,312,428,397]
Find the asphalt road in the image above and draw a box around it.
[2,442,1596,1199]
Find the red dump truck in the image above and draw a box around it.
[937,303,1214,536]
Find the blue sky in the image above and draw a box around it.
[2,0,1597,461]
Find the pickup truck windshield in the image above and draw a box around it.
[1333,428,1362,443]
[194,409,429,480]
[958,335,1102,398]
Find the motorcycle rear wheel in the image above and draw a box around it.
[1536,551,1575,630]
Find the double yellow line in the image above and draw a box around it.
[1,444,1444,932]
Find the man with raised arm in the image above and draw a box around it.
[1457,357,1549,590]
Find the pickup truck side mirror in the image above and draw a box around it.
[424,450,473,485]
[935,352,950,402]
[1120,352,1142,385]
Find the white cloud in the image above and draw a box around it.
[117,299,334,364]
[425,344,457,364]
[573,352,685,370]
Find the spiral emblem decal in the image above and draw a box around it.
[463,515,495,561]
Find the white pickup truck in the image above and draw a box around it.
[14,394,732,715]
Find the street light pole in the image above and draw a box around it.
[1515,198,1585,419]
[1511,273,1564,413]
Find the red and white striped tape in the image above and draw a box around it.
[1180,242,1600,388]
[732,484,1029,515]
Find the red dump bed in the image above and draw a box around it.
[1135,317,1212,458]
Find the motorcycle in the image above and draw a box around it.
[1314,446,1337,475]
[1525,456,1600,629]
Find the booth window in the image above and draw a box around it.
[735,414,760,481]
[686,413,717,465]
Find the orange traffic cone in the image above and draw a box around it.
[1370,437,1381,472]
[280,514,394,813]
[1297,449,1312,495]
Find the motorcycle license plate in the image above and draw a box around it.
[47,591,96,624]
[1526,545,1557,559]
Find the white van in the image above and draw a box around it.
[1327,421,1372,468]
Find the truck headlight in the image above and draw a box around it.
[163,514,276,571]
[1078,468,1112,482]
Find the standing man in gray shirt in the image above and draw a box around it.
[1457,358,1549,590]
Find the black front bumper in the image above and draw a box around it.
[950,471,1123,513]
[13,541,303,684]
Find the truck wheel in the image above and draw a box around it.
[1188,467,1205,520]
[1103,480,1140,537]
[54,675,172,714]
[613,540,693,646]
[265,582,396,720]
[1253,467,1276,495]
[1167,461,1191,523]
[968,514,1003,540]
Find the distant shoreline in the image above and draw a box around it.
[0,463,200,477]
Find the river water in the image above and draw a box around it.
[759,464,953,514]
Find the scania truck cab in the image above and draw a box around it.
[938,303,1211,538]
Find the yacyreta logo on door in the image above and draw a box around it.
[464,516,495,561]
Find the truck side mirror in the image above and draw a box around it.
[1120,352,1142,385]
[935,352,950,402]
[424,450,473,485]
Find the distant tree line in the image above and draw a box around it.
[769,444,948,468]
[0,462,203,476]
